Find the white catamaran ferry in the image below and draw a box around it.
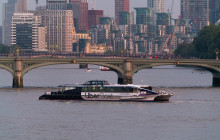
[39,80,174,102]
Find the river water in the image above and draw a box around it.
[0,64,219,140]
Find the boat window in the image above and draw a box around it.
[114,87,122,92]
[82,87,88,92]
[141,89,152,94]
[99,87,103,92]
[109,87,114,92]
[103,87,108,92]
[82,87,85,92]
[92,87,96,92]
[85,87,91,92]
[102,81,109,85]
[133,88,138,93]
[123,87,133,93]
[89,87,93,92]
[95,87,102,92]
[98,81,102,85]
[103,87,114,92]
[91,81,95,85]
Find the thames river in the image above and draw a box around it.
[0,64,219,140]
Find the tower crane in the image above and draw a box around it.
[161,15,181,54]
[160,0,174,53]
[160,0,180,54]
[168,15,181,54]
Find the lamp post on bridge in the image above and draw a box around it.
[215,48,219,61]
[16,48,20,57]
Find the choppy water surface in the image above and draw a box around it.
[0,65,219,140]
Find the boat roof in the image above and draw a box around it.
[82,80,111,85]
[58,81,151,88]
[108,84,151,87]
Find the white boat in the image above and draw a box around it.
[99,66,110,71]
[39,80,174,102]
[154,89,174,101]
[86,68,91,72]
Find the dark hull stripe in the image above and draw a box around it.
[39,99,154,102]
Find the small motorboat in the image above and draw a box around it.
[99,66,110,71]
[86,68,91,72]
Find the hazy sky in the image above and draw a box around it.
[0,0,180,26]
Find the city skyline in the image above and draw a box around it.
[0,0,180,26]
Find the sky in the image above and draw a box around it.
[0,0,180,26]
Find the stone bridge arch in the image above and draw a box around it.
[132,62,220,87]
[22,62,73,76]
[22,62,124,79]
[0,61,17,88]
[18,59,126,88]
[0,64,14,76]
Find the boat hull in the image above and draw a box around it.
[39,92,157,102]
[154,95,173,101]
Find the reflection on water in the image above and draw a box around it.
[0,65,219,140]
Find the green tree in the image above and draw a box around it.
[174,43,196,58]
[175,25,220,59]
[0,44,12,53]
[193,25,220,59]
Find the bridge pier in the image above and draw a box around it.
[79,64,88,69]
[13,76,23,88]
[212,72,220,87]
[118,59,133,85]
[118,77,123,84]
[118,77,133,85]
[13,58,23,88]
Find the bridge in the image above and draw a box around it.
[0,57,220,88]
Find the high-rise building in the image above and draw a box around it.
[88,10,104,29]
[147,0,164,25]
[11,13,46,51]
[147,0,164,13]
[34,8,75,52]
[181,0,210,33]
[0,26,2,44]
[46,0,67,10]
[44,10,74,52]
[2,0,17,46]
[209,0,220,24]
[16,0,28,13]
[99,17,114,25]
[135,8,153,25]
[37,27,47,51]
[115,0,130,25]
[119,11,133,25]
[156,13,171,26]
[69,0,88,32]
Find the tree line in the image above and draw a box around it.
[0,44,12,54]
[174,25,220,59]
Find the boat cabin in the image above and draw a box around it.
[82,80,110,86]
